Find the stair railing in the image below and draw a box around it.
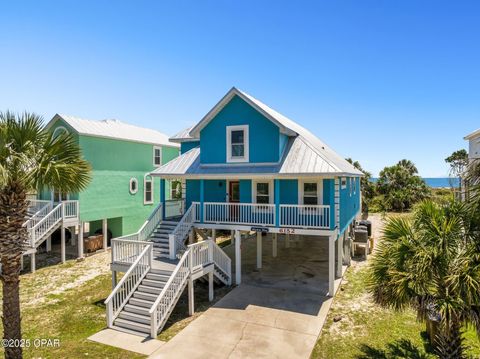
[105,242,153,327]
[148,240,232,337]
[149,248,191,337]
[110,203,163,264]
[168,204,196,259]
[29,203,63,247]
[212,241,232,285]
[24,201,53,232]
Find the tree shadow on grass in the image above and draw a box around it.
[356,338,432,359]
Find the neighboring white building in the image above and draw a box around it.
[464,128,480,159]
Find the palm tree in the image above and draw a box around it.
[368,200,480,358]
[0,112,91,359]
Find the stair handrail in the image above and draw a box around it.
[105,242,153,327]
[168,204,196,259]
[149,247,191,337]
[148,240,232,336]
[29,203,63,247]
[24,201,53,230]
[211,241,232,285]
[114,203,163,243]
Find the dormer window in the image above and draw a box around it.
[227,125,249,162]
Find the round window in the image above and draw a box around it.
[129,178,138,194]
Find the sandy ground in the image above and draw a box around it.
[326,213,385,338]
[14,250,111,308]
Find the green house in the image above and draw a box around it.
[39,114,180,239]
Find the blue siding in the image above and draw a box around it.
[339,177,360,234]
[186,179,200,209]
[279,179,298,204]
[205,180,227,202]
[239,180,252,203]
[181,141,200,154]
[200,95,281,164]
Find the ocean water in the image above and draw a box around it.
[371,177,460,188]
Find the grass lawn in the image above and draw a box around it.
[312,262,480,359]
[0,252,232,358]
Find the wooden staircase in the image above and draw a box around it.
[112,268,174,335]
[150,220,180,258]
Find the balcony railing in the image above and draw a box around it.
[192,202,330,229]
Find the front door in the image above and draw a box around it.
[228,181,240,203]
[228,181,240,220]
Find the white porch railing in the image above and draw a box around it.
[165,199,184,219]
[280,204,330,229]
[148,239,231,336]
[105,243,152,327]
[112,239,152,264]
[62,200,79,221]
[168,204,196,259]
[202,202,275,226]
[193,202,201,222]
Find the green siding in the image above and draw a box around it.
[44,119,179,236]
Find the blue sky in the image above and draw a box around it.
[1,1,479,177]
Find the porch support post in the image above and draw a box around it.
[230,230,234,242]
[20,255,24,271]
[70,226,76,246]
[208,271,214,301]
[112,270,117,289]
[272,233,277,258]
[102,218,108,250]
[328,230,337,296]
[256,232,262,269]
[274,179,280,227]
[337,231,343,278]
[78,222,84,259]
[30,253,36,273]
[46,236,52,252]
[211,229,216,243]
[61,225,66,263]
[285,233,290,248]
[160,179,166,219]
[199,179,205,223]
[188,277,194,315]
[235,230,241,285]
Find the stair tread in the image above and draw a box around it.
[111,325,149,337]
[114,318,150,331]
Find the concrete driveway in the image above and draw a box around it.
[149,234,340,359]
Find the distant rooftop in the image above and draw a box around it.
[464,128,480,140]
[47,114,179,147]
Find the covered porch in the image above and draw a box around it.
[158,177,335,231]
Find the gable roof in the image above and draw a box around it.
[164,87,362,177]
[46,114,179,147]
[465,128,480,140]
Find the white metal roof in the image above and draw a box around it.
[47,114,179,147]
[464,128,480,140]
[151,136,362,178]
[164,87,362,177]
[170,126,196,142]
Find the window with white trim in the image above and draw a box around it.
[253,181,272,204]
[170,180,182,199]
[349,178,353,196]
[299,180,323,205]
[52,126,69,139]
[153,146,162,167]
[341,177,347,189]
[353,178,357,194]
[226,125,249,162]
[129,178,138,194]
[144,176,153,204]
